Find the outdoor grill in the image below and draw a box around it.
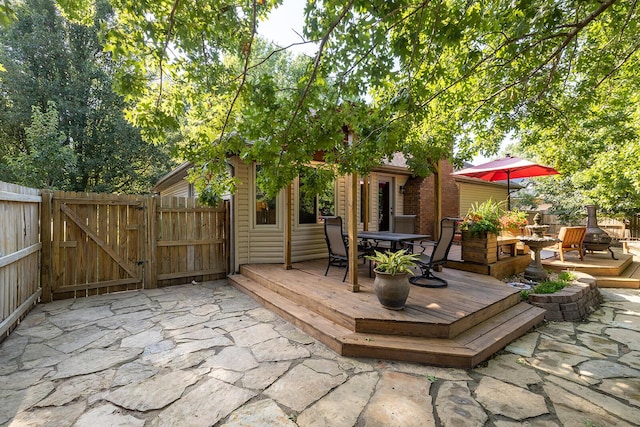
[583,205,616,259]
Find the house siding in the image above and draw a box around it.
[458,181,508,216]
[230,163,412,271]
[160,180,192,198]
[232,159,286,271]
[232,160,250,270]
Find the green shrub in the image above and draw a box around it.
[532,280,568,294]
[557,271,577,282]
[367,249,419,275]
[460,199,503,237]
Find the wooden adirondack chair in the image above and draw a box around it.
[550,226,586,262]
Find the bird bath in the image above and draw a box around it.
[518,213,560,282]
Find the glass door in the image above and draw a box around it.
[377,177,394,231]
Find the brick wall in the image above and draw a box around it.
[403,160,460,237]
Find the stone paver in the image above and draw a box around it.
[475,376,548,420]
[1,281,639,426]
[361,371,434,427]
[435,380,487,426]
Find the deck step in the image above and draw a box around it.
[229,273,545,368]
[594,261,640,288]
[229,273,351,354]
[342,302,545,368]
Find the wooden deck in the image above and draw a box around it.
[229,259,545,368]
[541,248,639,288]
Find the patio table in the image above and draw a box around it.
[357,230,432,252]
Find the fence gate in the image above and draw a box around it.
[47,191,146,300]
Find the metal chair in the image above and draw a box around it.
[409,217,460,288]
[324,216,370,281]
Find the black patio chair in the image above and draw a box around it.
[409,217,460,288]
[324,216,371,281]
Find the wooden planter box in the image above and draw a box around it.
[462,231,498,264]
[501,229,528,254]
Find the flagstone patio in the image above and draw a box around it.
[1,280,639,426]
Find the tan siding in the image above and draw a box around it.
[289,175,327,262]
[233,160,250,270]
[395,176,408,215]
[159,181,191,198]
[292,225,327,261]
[233,160,285,267]
[458,182,508,217]
[248,231,284,263]
[233,160,412,268]
[336,176,347,220]
[369,174,379,231]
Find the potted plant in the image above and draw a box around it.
[500,209,529,236]
[460,199,503,264]
[367,249,420,310]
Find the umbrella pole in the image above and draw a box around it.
[507,170,511,211]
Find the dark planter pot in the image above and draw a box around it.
[373,270,410,310]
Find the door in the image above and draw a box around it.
[377,177,394,231]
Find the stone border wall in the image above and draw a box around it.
[527,273,602,321]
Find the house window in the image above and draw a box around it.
[299,167,335,224]
[255,166,276,225]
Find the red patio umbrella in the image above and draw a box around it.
[452,155,559,210]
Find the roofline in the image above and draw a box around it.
[152,162,193,192]
[371,164,412,176]
[453,175,524,189]
[153,152,415,192]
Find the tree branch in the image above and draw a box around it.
[278,0,356,156]
[356,0,619,149]
[156,0,180,108]
[596,40,640,87]
[473,0,617,114]
[218,1,259,145]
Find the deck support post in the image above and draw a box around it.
[434,161,442,240]
[284,183,292,270]
[362,175,369,231]
[348,172,360,291]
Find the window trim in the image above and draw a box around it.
[295,168,336,227]
[252,163,280,229]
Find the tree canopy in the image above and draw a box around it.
[54,0,639,209]
[0,0,175,193]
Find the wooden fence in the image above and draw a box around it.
[628,214,640,239]
[542,213,635,240]
[0,182,41,339]
[1,184,230,339]
[42,191,230,301]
